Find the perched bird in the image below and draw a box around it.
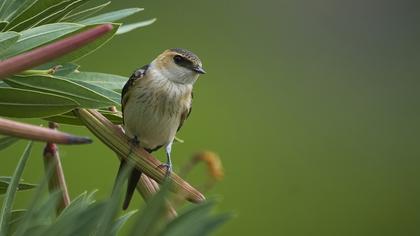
[118,48,205,209]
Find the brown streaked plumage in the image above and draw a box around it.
[117,48,205,210]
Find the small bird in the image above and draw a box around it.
[118,48,205,209]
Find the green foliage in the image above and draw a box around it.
[0,136,19,150]
[0,141,33,236]
[0,176,36,195]
[0,146,229,236]
[5,75,119,108]
[0,1,229,235]
[0,0,153,122]
[0,87,78,118]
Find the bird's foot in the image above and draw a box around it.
[131,136,140,146]
[158,163,172,178]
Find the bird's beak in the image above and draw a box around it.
[193,66,206,74]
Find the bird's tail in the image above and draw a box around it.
[114,159,142,210]
[115,148,152,210]
[122,165,142,210]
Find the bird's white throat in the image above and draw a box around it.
[149,60,198,85]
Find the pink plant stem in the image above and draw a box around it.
[0,117,91,144]
[0,24,113,79]
[43,122,71,214]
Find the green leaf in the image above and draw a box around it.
[0,31,19,51]
[0,23,82,59]
[160,201,231,236]
[15,191,62,236]
[110,210,137,236]
[59,191,97,218]
[0,176,36,195]
[129,182,172,236]
[0,21,8,31]
[65,71,127,92]
[0,136,19,150]
[116,18,156,35]
[43,202,106,236]
[7,0,74,31]
[0,0,35,22]
[0,87,78,118]
[55,23,119,62]
[5,75,118,108]
[70,80,121,105]
[45,109,122,126]
[7,209,26,235]
[35,0,92,26]
[78,8,142,24]
[95,162,132,236]
[0,141,33,236]
[62,1,111,22]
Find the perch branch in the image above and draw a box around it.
[111,121,177,218]
[74,108,205,203]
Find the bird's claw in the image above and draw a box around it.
[158,163,172,178]
[131,136,140,146]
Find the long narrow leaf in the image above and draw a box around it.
[79,8,142,24]
[0,141,33,236]
[0,21,8,31]
[95,162,132,236]
[0,136,19,150]
[62,1,111,22]
[14,191,62,236]
[0,0,34,22]
[64,71,127,92]
[58,191,96,218]
[110,210,137,236]
[0,31,19,51]
[7,0,74,31]
[129,182,172,236]
[5,75,118,108]
[0,176,36,194]
[160,201,231,236]
[7,209,26,235]
[70,79,121,105]
[0,87,78,118]
[34,0,92,27]
[0,23,82,59]
[116,18,156,35]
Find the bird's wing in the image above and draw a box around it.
[121,64,149,119]
[177,91,193,132]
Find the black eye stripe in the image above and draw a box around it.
[173,55,193,67]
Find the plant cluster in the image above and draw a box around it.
[0,1,229,235]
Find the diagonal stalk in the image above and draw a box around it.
[74,108,205,203]
[111,121,178,218]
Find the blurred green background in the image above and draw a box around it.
[1,0,420,235]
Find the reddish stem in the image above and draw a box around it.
[43,122,71,214]
[0,24,113,79]
[0,117,91,144]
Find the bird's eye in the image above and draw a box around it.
[173,55,183,63]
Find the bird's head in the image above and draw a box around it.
[152,48,205,84]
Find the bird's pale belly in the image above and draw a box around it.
[123,97,181,150]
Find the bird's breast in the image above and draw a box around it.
[123,78,192,150]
